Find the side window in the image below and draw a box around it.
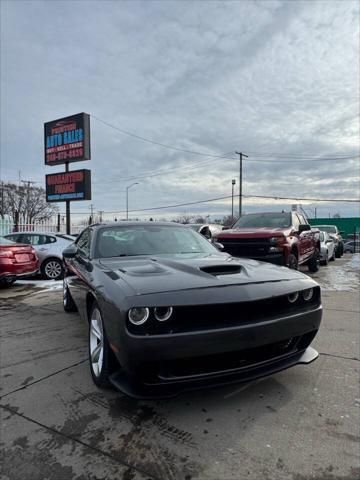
[44,236,56,244]
[6,234,20,243]
[28,235,46,246]
[76,229,92,258]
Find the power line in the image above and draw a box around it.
[93,116,358,163]
[63,193,360,215]
[92,115,234,159]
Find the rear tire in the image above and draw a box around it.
[88,302,116,389]
[41,258,64,280]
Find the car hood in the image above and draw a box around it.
[217,227,289,238]
[98,253,307,295]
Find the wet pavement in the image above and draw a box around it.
[0,255,359,480]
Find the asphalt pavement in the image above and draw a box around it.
[0,255,359,480]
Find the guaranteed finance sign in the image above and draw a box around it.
[46,169,91,202]
[44,113,91,166]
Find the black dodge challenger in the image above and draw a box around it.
[62,222,322,398]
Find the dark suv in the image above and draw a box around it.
[214,211,320,272]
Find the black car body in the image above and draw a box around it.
[63,222,322,399]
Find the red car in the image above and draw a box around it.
[0,237,38,286]
[215,212,320,272]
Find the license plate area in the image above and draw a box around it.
[15,254,31,262]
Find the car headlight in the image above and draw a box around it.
[287,292,299,303]
[302,288,314,301]
[154,306,173,321]
[128,307,149,325]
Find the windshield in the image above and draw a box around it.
[317,226,337,234]
[96,225,218,258]
[233,213,291,229]
[0,237,17,245]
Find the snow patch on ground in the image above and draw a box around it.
[16,279,63,292]
[316,254,360,292]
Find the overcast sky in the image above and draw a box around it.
[1,0,359,221]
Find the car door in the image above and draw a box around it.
[297,214,312,261]
[292,214,305,264]
[69,228,93,318]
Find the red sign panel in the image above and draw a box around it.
[46,169,91,202]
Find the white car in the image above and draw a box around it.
[4,232,73,280]
[319,231,336,265]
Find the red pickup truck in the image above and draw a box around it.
[214,211,320,272]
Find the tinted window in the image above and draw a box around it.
[96,225,216,258]
[4,234,21,243]
[233,213,291,228]
[76,229,92,257]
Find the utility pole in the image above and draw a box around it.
[231,179,236,220]
[235,152,248,218]
[126,182,139,220]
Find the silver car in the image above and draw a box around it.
[4,232,73,280]
[319,231,336,265]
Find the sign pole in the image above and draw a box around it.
[65,161,70,234]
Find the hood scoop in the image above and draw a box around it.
[200,264,242,276]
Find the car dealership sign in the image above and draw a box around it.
[44,112,91,166]
[46,169,91,202]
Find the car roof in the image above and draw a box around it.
[89,221,188,229]
[5,231,57,235]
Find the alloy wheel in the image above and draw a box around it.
[89,308,104,377]
[44,260,62,279]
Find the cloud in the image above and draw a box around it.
[0,0,359,221]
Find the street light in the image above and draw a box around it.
[126,182,139,220]
[231,179,236,220]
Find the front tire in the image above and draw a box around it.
[288,253,298,270]
[320,252,329,266]
[88,302,116,389]
[41,258,64,280]
[308,250,320,273]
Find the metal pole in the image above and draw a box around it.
[235,152,248,218]
[65,162,70,235]
[231,179,236,220]
[126,183,139,221]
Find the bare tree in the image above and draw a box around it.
[0,182,58,222]
[173,213,195,224]
[222,214,237,227]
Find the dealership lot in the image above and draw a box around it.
[1,256,359,480]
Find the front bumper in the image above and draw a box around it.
[109,346,319,399]
[108,304,322,399]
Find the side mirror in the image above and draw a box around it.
[340,231,345,235]
[214,242,224,251]
[222,226,230,231]
[298,224,311,233]
[63,244,78,259]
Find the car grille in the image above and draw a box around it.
[219,237,273,257]
[126,288,321,336]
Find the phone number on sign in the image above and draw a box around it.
[46,148,84,162]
